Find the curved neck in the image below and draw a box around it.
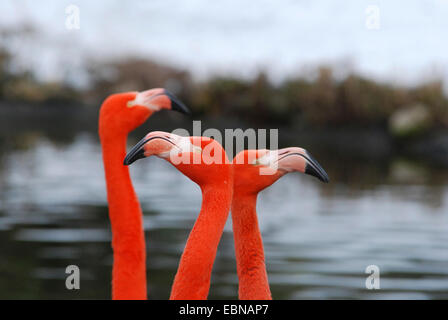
[170,183,233,300]
[231,193,272,300]
[100,130,147,300]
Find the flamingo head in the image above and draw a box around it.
[124,132,232,187]
[99,88,190,136]
[233,147,329,195]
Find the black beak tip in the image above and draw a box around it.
[164,90,192,115]
[123,154,134,166]
[305,164,330,183]
[123,149,145,166]
[123,144,147,166]
[304,151,330,183]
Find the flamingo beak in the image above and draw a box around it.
[163,90,191,115]
[123,132,177,166]
[123,137,149,165]
[276,148,330,183]
[303,151,330,183]
[128,89,191,115]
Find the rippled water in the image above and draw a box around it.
[0,133,447,299]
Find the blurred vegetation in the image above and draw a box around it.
[1,38,448,136]
[0,48,80,105]
[84,57,193,106]
[194,68,448,131]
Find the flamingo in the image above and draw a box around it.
[123,131,233,300]
[98,89,190,300]
[231,147,329,299]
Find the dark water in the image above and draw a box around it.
[0,125,448,299]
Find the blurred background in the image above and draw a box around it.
[1,0,448,299]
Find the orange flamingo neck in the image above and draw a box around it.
[100,131,147,300]
[231,193,272,300]
[170,182,233,300]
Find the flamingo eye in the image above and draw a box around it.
[170,137,202,155]
[192,146,202,154]
[251,154,271,166]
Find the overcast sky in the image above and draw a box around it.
[1,0,448,86]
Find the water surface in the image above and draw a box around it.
[0,132,447,299]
